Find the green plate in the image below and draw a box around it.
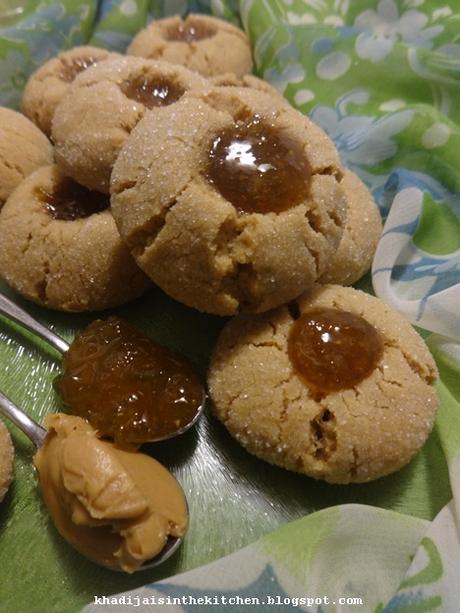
[0,278,451,613]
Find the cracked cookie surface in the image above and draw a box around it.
[0,107,53,208]
[111,87,346,315]
[208,284,439,483]
[52,57,209,193]
[127,14,252,78]
[22,46,121,137]
[0,165,150,311]
[319,170,382,285]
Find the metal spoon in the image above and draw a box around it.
[0,292,69,354]
[0,292,206,442]
[0,388,187,571]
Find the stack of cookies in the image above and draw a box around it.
[0,13,438,485]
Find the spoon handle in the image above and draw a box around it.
[0,293,69,355]
[0,390,47,448]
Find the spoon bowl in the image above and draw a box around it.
[0,389,188,572]
[0,291,206,444]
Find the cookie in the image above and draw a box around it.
[211,73,284,102]
[21,46,121,137]
[0,107,53,208]
[111,87,346,315]
[52,57,209,193]
[127,14,253,78]
[0,421,14,503]
[0,166,150,311]
[208,284,439,483]
[319,170,382,285]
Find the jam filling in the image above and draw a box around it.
[36,178,109,221]
[120,75,185,109]
[59,56,98,82]
[288,307,383,395]
[56,317,204,446]
[165,21,215,42]
[206,115,311,214]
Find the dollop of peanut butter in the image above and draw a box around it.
[33,413,188,572]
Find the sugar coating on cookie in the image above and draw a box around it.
[211,73,285,102]
[0,166,150,311]
[0,421,14,503]
[127,14,253,78]
[111,87,346,315]
[208,285,439,483]
[0,107,53,208]
[319,169,382,285]
[22,46,120,136]
[52,57,209,193]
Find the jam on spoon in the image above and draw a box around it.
[0,294,205,447]
[55,317,204,447]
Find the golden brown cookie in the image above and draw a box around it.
[211,73,284,102]
[127,14,253,78]
[0,166,150,311]
[22,46,121,137]
[52,57,209,193]
[0,107,53,208]
[319,169,382,285]
[0,421,14,502]
[111,87,346,315]
[208,284,439,483]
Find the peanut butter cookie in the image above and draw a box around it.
[52,57,209,193]
[22,46,120,136]
[0,107,53,208]
[211,73,284,102]
[208,284,439,483]
[111,87,346,315]
[0,421,14,503]
[0,166,150,311]
[319,170,382,285]
[127,14,253,78]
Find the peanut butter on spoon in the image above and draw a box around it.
[33,413,188,572]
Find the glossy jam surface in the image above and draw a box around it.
[288,307,384,395]
[206,115,311,214]
[56,317,203,446]
[36,178,109,221]
[166,21,215,42]
[120,76,184,109]
[59,56,98,82]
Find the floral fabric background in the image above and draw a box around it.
[1,1,459,611]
